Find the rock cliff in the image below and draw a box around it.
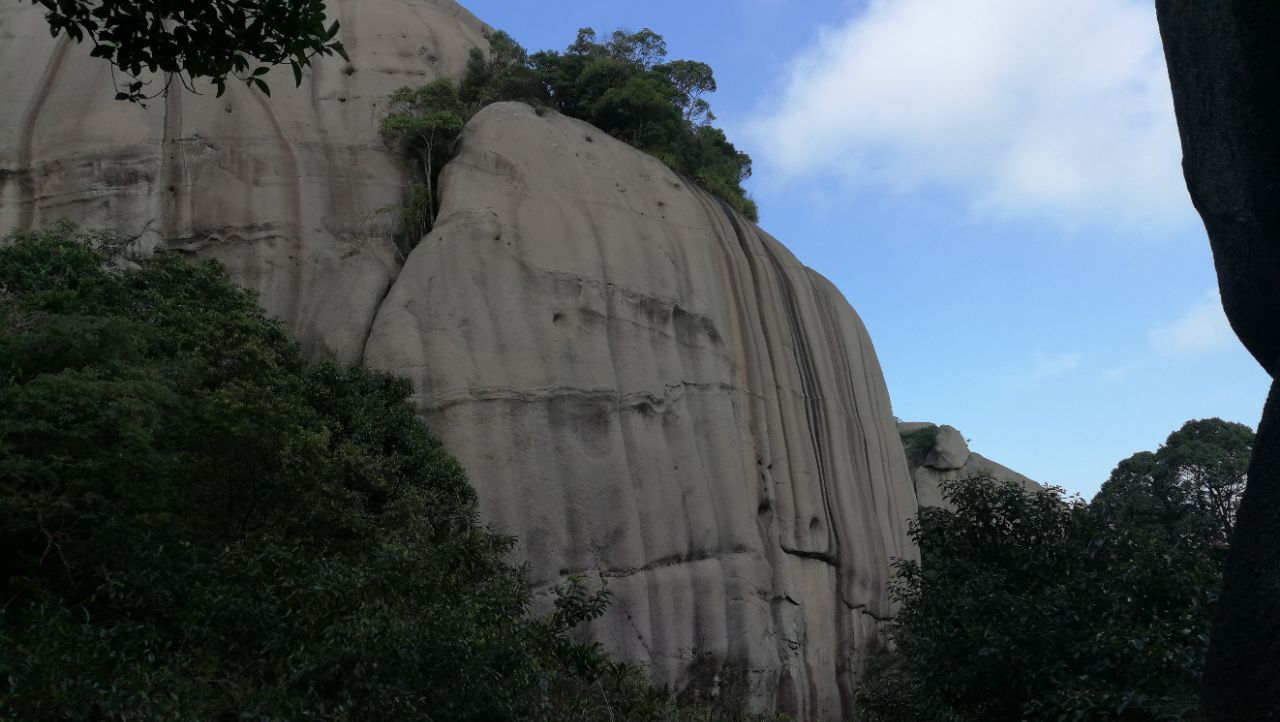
[898,422,1039,508]
[1156,3,1280,717]
[0,3,919,718]
[0,0,490,362]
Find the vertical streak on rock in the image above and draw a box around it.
[724,205,838,560]
[808,275,876,715]
[249,91,305,331]
[15,35,69,230]
[364,102,915,720]
[158,87,187,240]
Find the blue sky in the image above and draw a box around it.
[461,0,1271,498]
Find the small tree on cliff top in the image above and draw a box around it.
[381,79,467,239]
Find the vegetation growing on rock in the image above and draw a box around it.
[898,424,940,469]
[381,26,756,245]
[0,228,784,722]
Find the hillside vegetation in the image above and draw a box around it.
[381,27,756,246]
[859,419,1251,721]
[0,228,782,722]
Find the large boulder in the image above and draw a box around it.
[924,425,970,470]
[898,421,1039,509]
[0,5,920,718]
[366,102,919,719]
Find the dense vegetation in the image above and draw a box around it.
[381,27,756,246]
[26,0,347,102]
[858,419,1251,721]
[0,229,779,722]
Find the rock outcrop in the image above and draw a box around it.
[898,422,1039,508]
[1156,3,1280,718]
[0,0,491,362]
[0,4,920,718]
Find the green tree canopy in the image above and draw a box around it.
[24,0,348,101]
[527,28,756,220]
[858,472,1222,721]
[381,79,468,240]
[1094,418,1252,544]
[383,26,759,233]
[0,228,775,721]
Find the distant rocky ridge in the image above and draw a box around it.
[898,422,1040,508]
[1,2,921,718]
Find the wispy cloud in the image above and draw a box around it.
[744,0,1189,229]
[1150,292,1234,356]
[1027,351,1084,381]
[1101,362,1137,382]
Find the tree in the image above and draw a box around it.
[858,473,1221,721]
[381,80,468,239]
[23,0,348,102]
[656,60,717,125]
[1094,419,1252,545]
[526,28,758,220]
[0,228,781,722]
[384,26,759,223]
[1160,419,1251,543]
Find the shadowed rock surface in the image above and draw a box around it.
[1156,2,1280,718]
[0,4,919,718]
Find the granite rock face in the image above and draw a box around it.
[0,0,491,361]
[1,5,920,717]
[367,102,919,718]
[924,425,970,471]
[899,421,1039,509]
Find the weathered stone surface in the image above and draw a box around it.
[0,0,491,362]
[924,425,970,470]
[366,102,919,719]
[899,421,1038,509]
[0,5,921,717]
[1156,3,1280,717]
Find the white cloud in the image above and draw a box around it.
[744,0,1189,228]
[1150,292,1234,356]
[1027,351,1083,380]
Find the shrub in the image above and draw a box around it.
[0,228,784,721]
[857,474,1221,722]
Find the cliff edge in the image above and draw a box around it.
[0,4,919,717]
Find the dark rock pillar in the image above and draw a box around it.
[1155,2,1280,719]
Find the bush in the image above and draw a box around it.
[0,228,783,721]
[382,26,759,234]
[858,474,1220,722]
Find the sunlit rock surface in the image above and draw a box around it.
[0,0,490,361]
[1,3,920,716]
[898,421,1040,508]
[365,102,919,718]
